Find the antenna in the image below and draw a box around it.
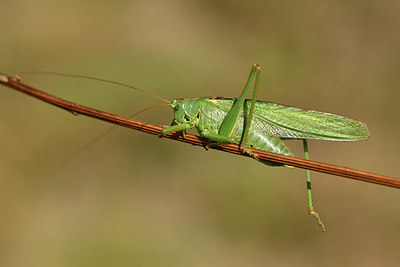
[20,71,170,103]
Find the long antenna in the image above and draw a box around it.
[20,71,170,103]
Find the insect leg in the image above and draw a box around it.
[303,139,326,232]
[161,123,193,136]
[241,64,260,149]
[217,64,259,142]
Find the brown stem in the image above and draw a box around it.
[1,73,399,189]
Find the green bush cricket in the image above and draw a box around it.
[161,64,369,232]
[24,65,369,232]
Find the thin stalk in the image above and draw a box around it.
[1,72,399,189]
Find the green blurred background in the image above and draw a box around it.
[1,0,399,266]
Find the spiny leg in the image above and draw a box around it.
[200,64,261,160]
[303,139,326,232]
[217,64,259,143]
[240,64,261,159]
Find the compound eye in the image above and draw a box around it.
[176,103,181,108]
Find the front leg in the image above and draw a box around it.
[161,123,194,137]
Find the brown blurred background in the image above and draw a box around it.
[1,0,399,266]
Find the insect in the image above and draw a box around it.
[161,64,369,232]
[25,65,369,232]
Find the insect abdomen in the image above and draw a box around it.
[236,128,293,166]
[244,131,292,156]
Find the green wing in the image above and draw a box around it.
[209,98,369,141]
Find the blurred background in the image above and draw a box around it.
[1,0,399,266]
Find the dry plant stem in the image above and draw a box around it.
[1,73,399,189]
